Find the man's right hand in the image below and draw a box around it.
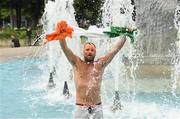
[127,27,134,32]
[45,20,73,43]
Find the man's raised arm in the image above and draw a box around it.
[59,40,78,65]
[99,35,127,67]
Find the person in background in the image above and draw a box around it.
[26,27,32,46]
[11,34,20,48]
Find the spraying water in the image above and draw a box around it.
[172,3,180,98]
[102,0,137,107]
[41,0,138,111]
[1,0,180,118]
[42,0,80,87]
[26,0,180,118]
[41,0,80,103]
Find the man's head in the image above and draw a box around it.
[83,42,96,62]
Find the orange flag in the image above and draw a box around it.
[45,20,74,43]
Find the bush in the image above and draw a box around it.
[0,28,13,39]
[0,27,40,40]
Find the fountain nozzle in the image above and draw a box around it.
[48,72,56,88]
[111,91,123,112]
[63,81,70,98]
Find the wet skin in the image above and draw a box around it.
[60,35,126,105]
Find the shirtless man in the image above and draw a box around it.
[60,34,128,119]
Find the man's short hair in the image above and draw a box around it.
[84,42,96,48]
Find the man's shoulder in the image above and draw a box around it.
[96,57,108,68]
[72,56,83,65]
[96,57,104,63]
[93,59,103,66]
[76,56,82,61]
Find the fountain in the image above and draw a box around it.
[42,0,80,97]
[37,0,180,118]
[135,0,177,65]
[172,2,180,97]
[1,0,180,118]
[102,0,136,111]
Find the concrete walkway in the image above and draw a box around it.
[0,46,43,61]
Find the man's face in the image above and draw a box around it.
[83,43,96,62]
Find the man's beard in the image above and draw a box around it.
[84,56,95,62]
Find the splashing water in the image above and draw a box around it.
[172,4,180,98]
[40,0,138,111]
[22,0,180,118]
[102,0,137,101]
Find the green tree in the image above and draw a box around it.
[73,0,104,27]
[9,0,14,28]
[0,0,10,27]
[32,0,44,27]
[13,0,22,28]
[0,0,44,29]
[24,0,44,27]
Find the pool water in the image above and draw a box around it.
[0,58,180,119]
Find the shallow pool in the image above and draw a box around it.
[0,58,180,119]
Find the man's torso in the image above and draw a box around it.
[73,58,105,105]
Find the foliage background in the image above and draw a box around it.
[0,0,104,39]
